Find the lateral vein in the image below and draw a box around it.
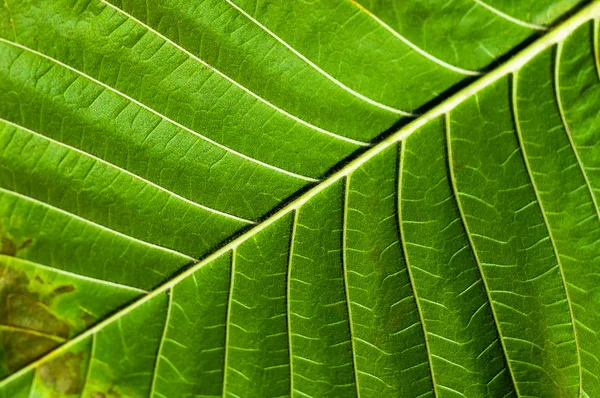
[287,210,299,396]
[149,288,173,397]
[554,42,600,221]
[0,117,255,224]
[0,325,66,343]
[444,113,520,396]
[226,0,413,116]
[512,71,583,397]
[341,176,361,397]
[398,140,438,396]
[0,37,320,182]
[472,0,547,31]
[0,254,148,293]
[99,0,370,147]
[595,19,600,80]
[0,186,194,261]
[222,251,236,397]
[347,0,482,76]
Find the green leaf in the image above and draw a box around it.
[1,0,600,397]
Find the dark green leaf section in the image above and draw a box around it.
[346,145,430,397]
[482,0,586,25]
[234,0,583,84]
[516,25,600,397]
[223,215,292,397]
[351,0,535,71]
[449,76,578,397]
[559,21,600,205]
[401,122,513,397]
[289,182,356,397]
[228,0,463,111]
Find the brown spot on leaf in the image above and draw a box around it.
[91,387,123,398]
[6,295,70,338]
[106,387,123,398]
[52,284,76,296]
[0,232,32,257]
[38,351,86,395]
[19,238,32,251]
[0,260,77,375]
[0,236,16,256]
[0,330,60,375]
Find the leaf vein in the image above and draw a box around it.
[0,37,319,182]
[0,117,255,224]
[99,0,370,147]
[226,0,413,116]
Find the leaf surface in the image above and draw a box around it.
[1,0,600,397]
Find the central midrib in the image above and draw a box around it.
[3,0,600,387]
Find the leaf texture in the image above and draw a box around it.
[0,0,600,397]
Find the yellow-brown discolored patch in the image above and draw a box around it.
[0,233,31,257]
[0,233,79,377]
[38,351,86,395]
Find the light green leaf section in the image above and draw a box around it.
[154,254,231,398]
[223,215,292,397]
[0,122,249,256]
[1,0,600,397]
[0,369,31,398]
[481,0,587,25]
[0,255,143,379]
[0,187,192,289]
[82,294,168,398]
